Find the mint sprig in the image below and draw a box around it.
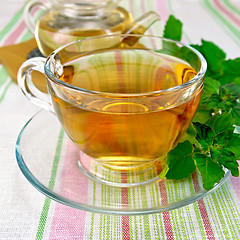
[163,15,240,190]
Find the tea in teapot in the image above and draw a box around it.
[24,0,161,56]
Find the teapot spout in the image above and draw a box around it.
[123,11,161,35]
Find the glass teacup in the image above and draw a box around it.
[17,34,207,186]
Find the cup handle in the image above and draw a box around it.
[24,0,48,35]
[17,57,53,112]
[123,11,161,35]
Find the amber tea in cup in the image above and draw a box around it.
[53,51,198,163]
[18,34,207,186]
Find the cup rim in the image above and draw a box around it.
[44,34,207,98]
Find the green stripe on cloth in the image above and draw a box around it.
[0,80,12,103]
[127,176,134,239]
[140,186,151,239]
[167,180,185,239]
[143,0,162,36]
[202,196,223,237]
[0,28,33,101]
[129,189,139,239]
[203,0,240,44]
[20,9,44,42]
[100,171,105,239]
[223,184,240,237]
[101,174,108,239]
[168,179,196,239]
[0,67,10,87]
[167,0,192,43]
[178,180,197,239]
[223,0,240,17]
[89,167,97,240]
[203,181,240,238]
[0,4,44,101]
[217,184,240,237]
[0,3,25,41]
[206,192,231,238]
[20,25,35,42]
[0,3,34,101]
[151,186,165,237]
[190,202,207,239]
[0,67,13,103]
[186,178,206,239]
[35,198,51,240]
[161,2,240,238]
[89,213,95,240]
[35,129,64,240]
[148,173,163,238]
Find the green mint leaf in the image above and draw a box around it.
[213,149,239,177]
[163,15,182,41]
[227,133,240,158]
[223,83,240,99]
[202,40,226,77]
[161,16,239,190]
[161,15,183,55]
[201,77,220,104]
[201,40,226,72]
[194,122,214,145]
[214,130,233,148]
[166,141,195,180]
[207,93,222,110]
[192,40,226,78]
[230,77,240,86]
[219,58,240,85]
[175,46,201,71]
[231,107,240,126]
[193,104,213,124]
[204,129,239,177]
[205,83,240,116]
[206,112,234,134]
[190,44,203,55]
[179,123,198,145]
[194,152,225,190]
[162,41,180,55]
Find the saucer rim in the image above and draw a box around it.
[15,110,230,215]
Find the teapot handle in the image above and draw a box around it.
[24,0,49,35]
[123,11,161,35]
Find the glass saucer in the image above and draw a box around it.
[16,110,230,215]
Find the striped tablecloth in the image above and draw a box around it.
[1,0,240,239]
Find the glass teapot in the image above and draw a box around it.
[24,0,161,56]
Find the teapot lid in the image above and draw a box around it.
[51,0,121,16]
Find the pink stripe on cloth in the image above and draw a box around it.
[2,6,39,46]
[154,0,188,43]
[121,2,132,238]
[49,140,88,239]
[192,172,215,240]
[115,50,125,93]
[230,174,240,201]
[141,0,157,49]
[158,182,174,240]
[155,0,170,23]
[3,20,26,46]
[129,0,134,18]
[0,2,22,31]
[229,0,240,11]
[214,0,240,27]
[121,172,130,240]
